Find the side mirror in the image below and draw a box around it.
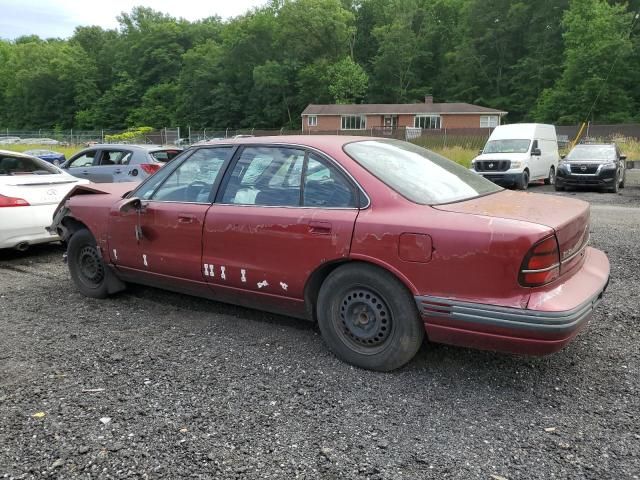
[478,150,483,155]
[119,196,143,213]
[560,154,566,159]
[531,148,541,156]
[620,155,627,161]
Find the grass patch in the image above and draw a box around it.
[0,144,82,159]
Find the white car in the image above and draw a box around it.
[0,150,89,250]
[471,123,560,190]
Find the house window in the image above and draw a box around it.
[480,115,499,128]
[341,115,366,130]
[414,115,441,129]
[308,115,317,127]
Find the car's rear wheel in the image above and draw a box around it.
[317,263,424,371]
[517,170,529,190]
[68,229,110,299]
[544,166,555,185]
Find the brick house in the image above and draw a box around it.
[301,96,507,133]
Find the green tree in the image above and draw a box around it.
[328,57,368,103]
[533,0,635,123]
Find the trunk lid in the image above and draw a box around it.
[435,190,590,265]
[0,174,86,206]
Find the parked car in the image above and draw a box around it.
[472,123,560,190]
[556,143,626,193]
[23,149,66,166]
[61,144,183,183]
[0,150,89,250]
[51,136,609,371]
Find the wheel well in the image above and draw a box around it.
[59,216,89,243]
[303,260,415,323]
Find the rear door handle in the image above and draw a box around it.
[309,221,332,235]
[178,214,196,224]
[114,169,122,174]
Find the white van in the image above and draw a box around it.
[471,123,560,190]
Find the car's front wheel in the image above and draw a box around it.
[607,172,620,193]
[517,170,529,190]
[544,166,555,185]
[67,229,111,299]
[317,263,424,371]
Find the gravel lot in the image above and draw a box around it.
[1,175,639,479]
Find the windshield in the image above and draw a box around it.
[566,146,615,161]
[344,139,502,205]
[0,154,59,175]
[483,139,531,154]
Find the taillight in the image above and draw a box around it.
[519,235,560,287]
[140,163,161,175]
[0,194,30,207]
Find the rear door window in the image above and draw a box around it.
[98,150,132,166]
[303,154,356,208]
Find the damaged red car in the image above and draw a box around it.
[51,136,610,371]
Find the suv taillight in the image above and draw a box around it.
[0,194,30,207]
[519,235,560,287]
[140,163,161,175]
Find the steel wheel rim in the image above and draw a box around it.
[78,245,105,287]
[335,287,394,355]
[549,168,555,185]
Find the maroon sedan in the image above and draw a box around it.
[51,136,610,371]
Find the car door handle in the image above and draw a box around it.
[308,221,332,235]
[178,214,196,224]
[114,169,122,174]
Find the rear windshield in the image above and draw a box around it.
[344,139,502,205]
[0,154,59,175]
[151,149,182,162]
[483,139,531,154]
[566,146,615,161]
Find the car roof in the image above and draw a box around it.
[86,144,181,151]
[574,143,615,148]
[0,149,37,159]
[193,135,376,149]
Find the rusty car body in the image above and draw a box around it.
[51,136,610,371]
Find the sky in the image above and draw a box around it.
[0,0,267,39]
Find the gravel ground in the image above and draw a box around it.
[1,176,639,479]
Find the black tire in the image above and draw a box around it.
[555,183,564,191]
[544,166,555,185]
[67,229,110,299]
[316,263,424,371]
[517,170,529,190]
[620,171,625,188]
[608,172,620,193]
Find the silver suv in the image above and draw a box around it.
[61,144,183,183]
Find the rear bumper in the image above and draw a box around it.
[0,205,60,249]
[416,247,610,355]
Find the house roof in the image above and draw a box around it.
[302,103,507,116]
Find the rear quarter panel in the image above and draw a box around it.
[350,200,552,309]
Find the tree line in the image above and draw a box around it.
[0,0,638,131]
